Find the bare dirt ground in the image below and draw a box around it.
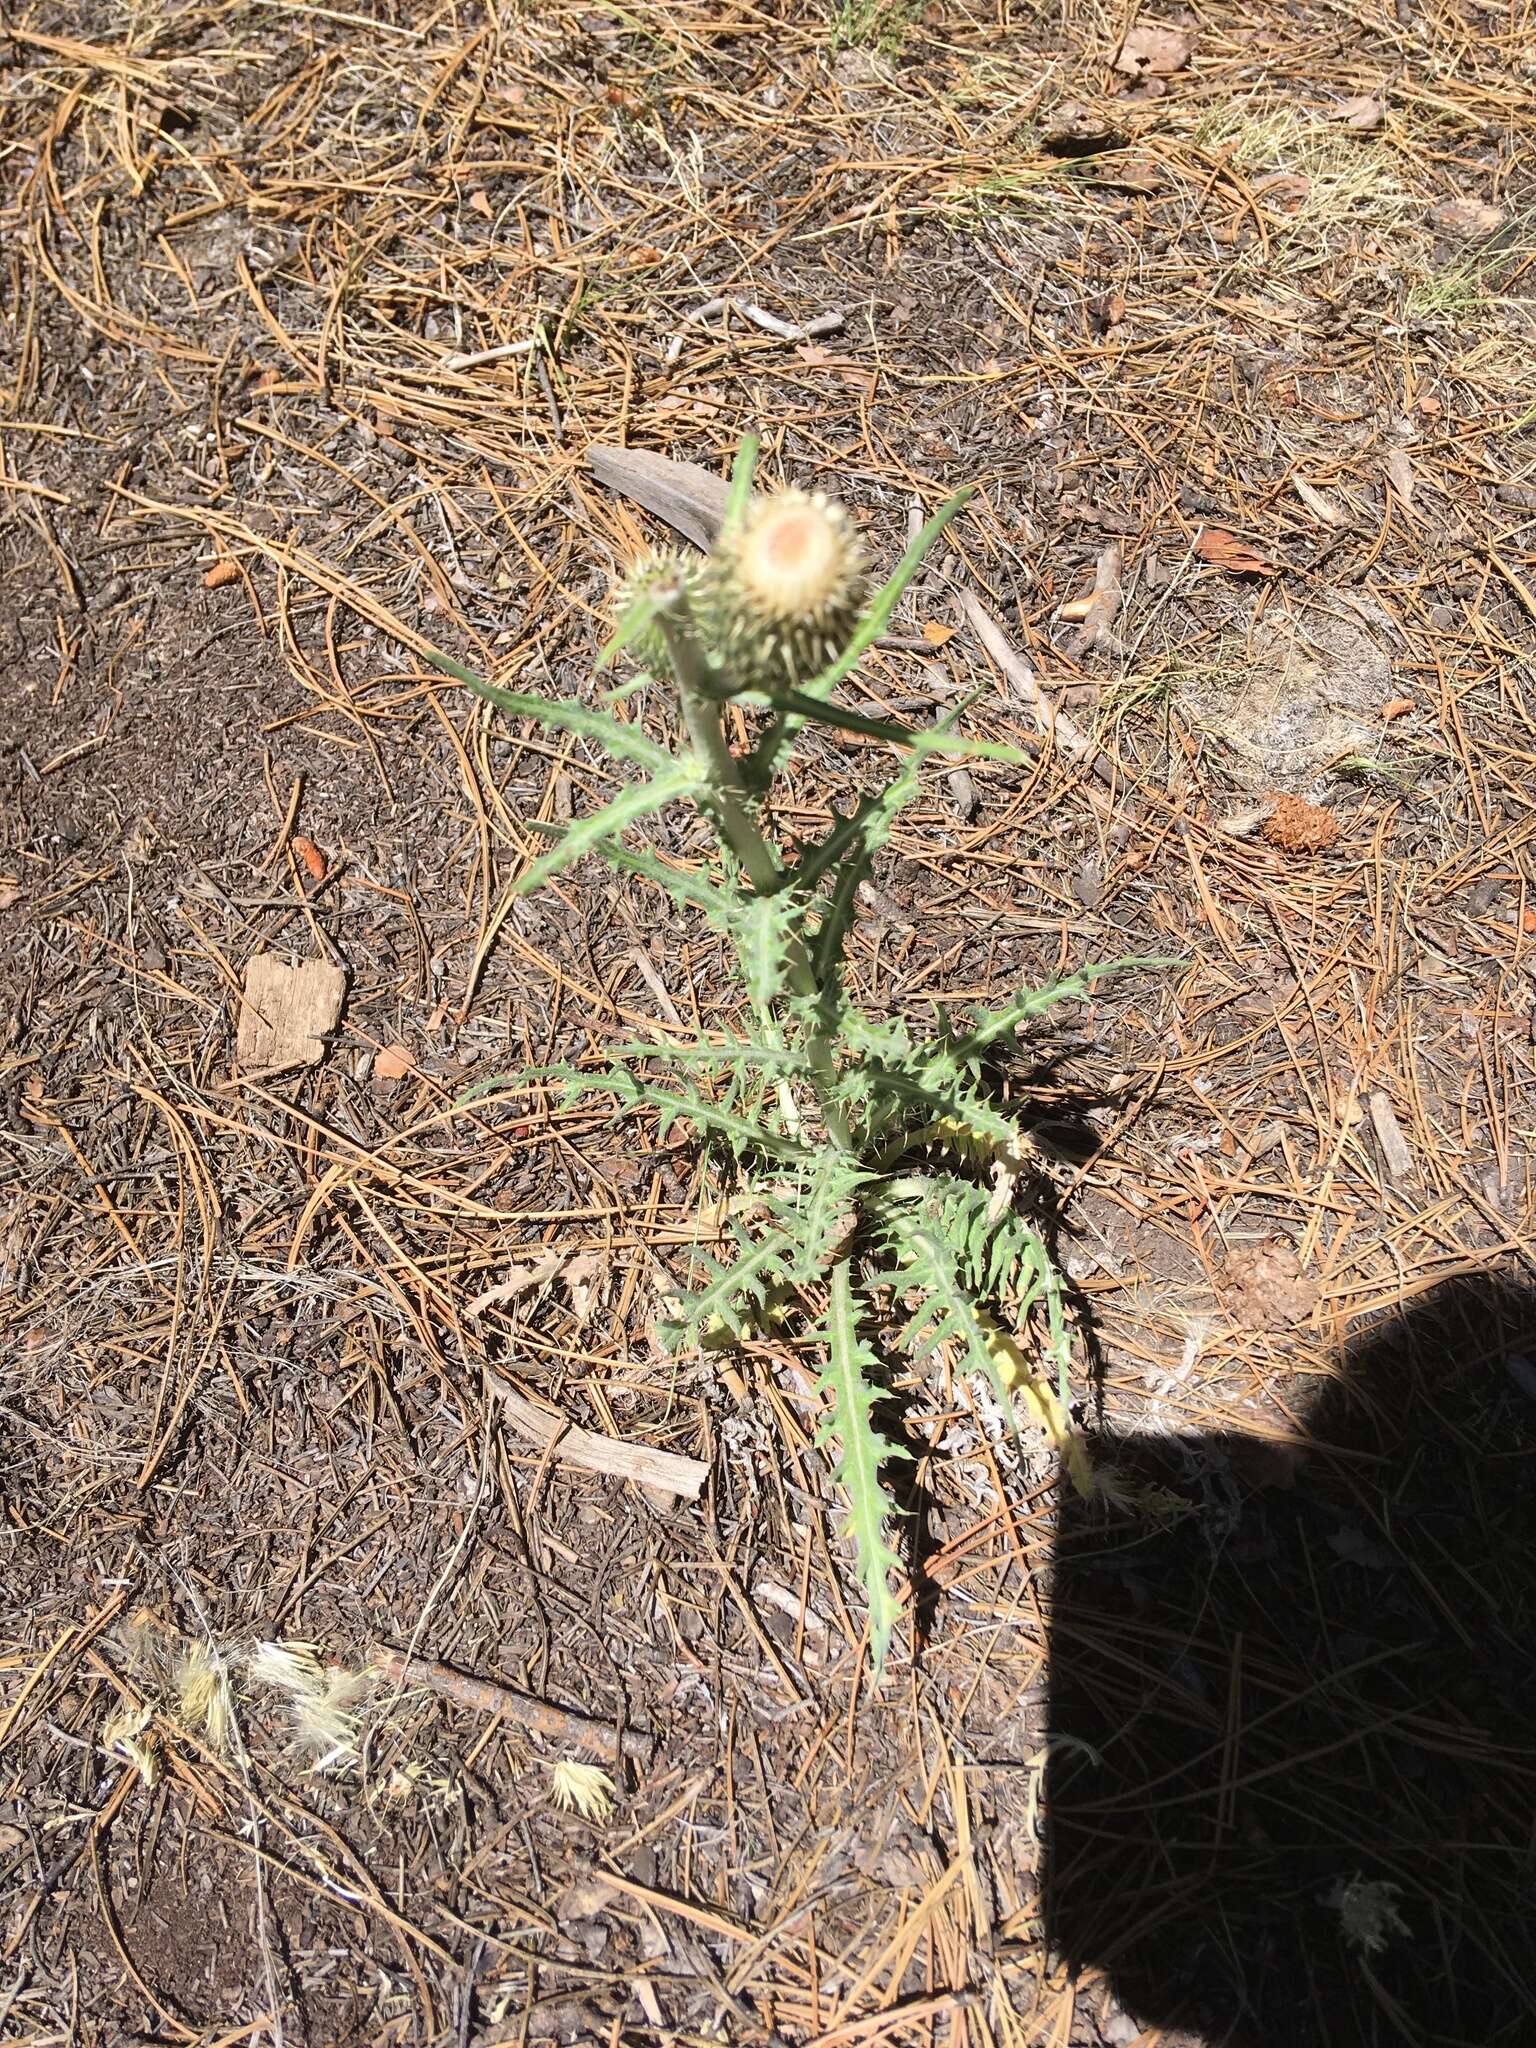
[3,2,1536,2044]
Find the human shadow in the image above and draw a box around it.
[1045,1270,1536,2046]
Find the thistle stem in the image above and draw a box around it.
[658,607,783,897]
[658,599,854,1152]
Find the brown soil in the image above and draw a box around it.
[3,4,1536,2045]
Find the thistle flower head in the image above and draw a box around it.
[611,547,698,676]
[712,488,866,680]
[727,491,865,623]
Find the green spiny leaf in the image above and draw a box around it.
[759,1153,869,1271]
[950,957,1169,1064]
[734,683,1024,762]
[422,646,673,773]
[662,1224,796,1348]
[596,1066,808,1161]
[877,1199,1021,1436]
[576,836,732,921]
[604,1034,812,1080]
[514,761,703,898]
[733,891,803,1014]
[818,1262,907,1676]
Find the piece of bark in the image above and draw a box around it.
[236,953,345,1071]
[587,444,734,551]
[1368,1090,1417,1184]
[1066,543,1123,655]
[485,1369,707,1501]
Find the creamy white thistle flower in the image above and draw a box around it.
[713,488,866,679]
[548,1758,616,1824]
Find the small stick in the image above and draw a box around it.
[954,588,1117,788]
[372,1646,648,1761]
[438,339,537,372]
[666,297,844,361]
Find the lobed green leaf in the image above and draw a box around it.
[422,645,674,773]
[818,1262,908,1676]
[513,761,703,898]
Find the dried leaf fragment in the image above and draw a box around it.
[1252,170,1311,211]
[1384,447,1415,507]
[1114,20,1192,76]
[1195,527,1277,576]
[1428,196,1505,238]
[373,1042,414,1084]
[1337,94,1383,129]
[1292,475,1346,527]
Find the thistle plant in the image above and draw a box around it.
[428,437,1135,1675]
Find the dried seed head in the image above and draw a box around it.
[175,1642,233,1752]
[712,489,866,681]
[245,1639,370,1772]
[1328,1873,1409,1955]
[103,1704,162,1788]
[548,1758,616,1823]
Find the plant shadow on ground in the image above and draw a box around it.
[1046,1270,1536,2046]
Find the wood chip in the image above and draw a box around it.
[236,954,345,1072]
[1367,1090,1417,1184]
[1195,527,1278,576]
[374,1042,414,1083]
[587,443,733,551]
[1292,475,1346,527]
[1065,543,1123,655]
[485,1371,708,1502]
